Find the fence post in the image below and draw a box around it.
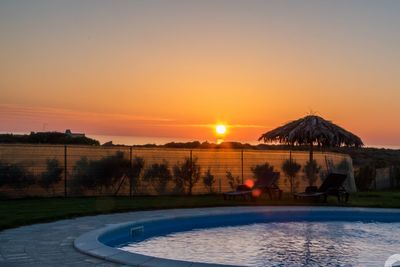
[64,145,67,197]
[129,146,133,198]
[241,149,244,184]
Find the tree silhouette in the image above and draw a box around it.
[251,162,275,181]
[202,168,215,193]
[143,161,172,194]
[39,159,63,195]
[303,160,321,186]
[0,161,35,195]
[71,152,131,194]
[226,170,241,190]
[127,157,144,194]
[173,157,201,195]
[281,159,301,193]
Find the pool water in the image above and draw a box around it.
[120,221,400,267]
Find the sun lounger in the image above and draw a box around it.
[223,184,253,200]
[294,173,349,203]
[223,172,282,200]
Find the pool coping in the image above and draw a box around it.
[73,206,400,267]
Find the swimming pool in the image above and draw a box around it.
[74,207,400,267]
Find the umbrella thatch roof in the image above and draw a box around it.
[258,115,363,147]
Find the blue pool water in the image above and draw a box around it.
[120,221,400,266]
[90,208,400,266]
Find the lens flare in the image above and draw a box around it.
[244,179,254,188]
[252,188,262,198]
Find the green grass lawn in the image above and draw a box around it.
[1,191,399,231]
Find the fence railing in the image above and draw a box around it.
[0,144,355,198]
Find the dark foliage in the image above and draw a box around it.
[173,157,201,195]
[0,161,35,192]
[251,162,275,181]
[91,152,128,189]
[226,170,241,190]
[38,159,63,194]
[355,165,376,191]
[303,160,321,186]
[0,132,99,145]
[71,157,95,191]
[143,161,172,194]
[127,157,145,194]
[71,152,131,194]
[202,169,216,193]
[281,159,301,193]
[164,141,201,148]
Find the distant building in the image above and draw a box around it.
[65,129,85,138]
[102,141,114,146]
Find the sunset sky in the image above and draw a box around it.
[1,1,399,146]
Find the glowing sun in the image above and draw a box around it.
[215,124,227,135]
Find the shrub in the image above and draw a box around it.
[0,161,35,193]
[303,160,321,186]
[127,157,145,194]
[38,159,63,195]
[251,162,275,181]
[226,170,241,190]
[335,159,351,172]
[71,152,131,194]
[281,159,301,193]
[143,161,172,194]
[172,170,185,194]
[71,157,96,192]
[202,169,215,193]
[355,165,376,191]
[91,151,129,190]
[173,157,201,195]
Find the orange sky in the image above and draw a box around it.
[1,1,400,146]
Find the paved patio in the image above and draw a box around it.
[2,206,396,267]
[0,207,255,267]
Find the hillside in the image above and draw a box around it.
[0,132,100,145]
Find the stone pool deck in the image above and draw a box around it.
[2,206,398,267]
[0,207,257,267]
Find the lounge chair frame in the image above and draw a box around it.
[294,173,349,203]
[223,172,282,200]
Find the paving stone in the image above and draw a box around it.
[0,207,273,266]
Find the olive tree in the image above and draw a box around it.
[38,159,63,195]
[173,157,201,195]
[202,168,216,193]
[143,161,172,194]
[281,159,301,193]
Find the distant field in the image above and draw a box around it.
[1,192,399,231]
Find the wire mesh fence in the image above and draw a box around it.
[0,144,355,198]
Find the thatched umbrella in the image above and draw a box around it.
[258,115,363,162]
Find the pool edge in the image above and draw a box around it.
[73,206,400,267]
